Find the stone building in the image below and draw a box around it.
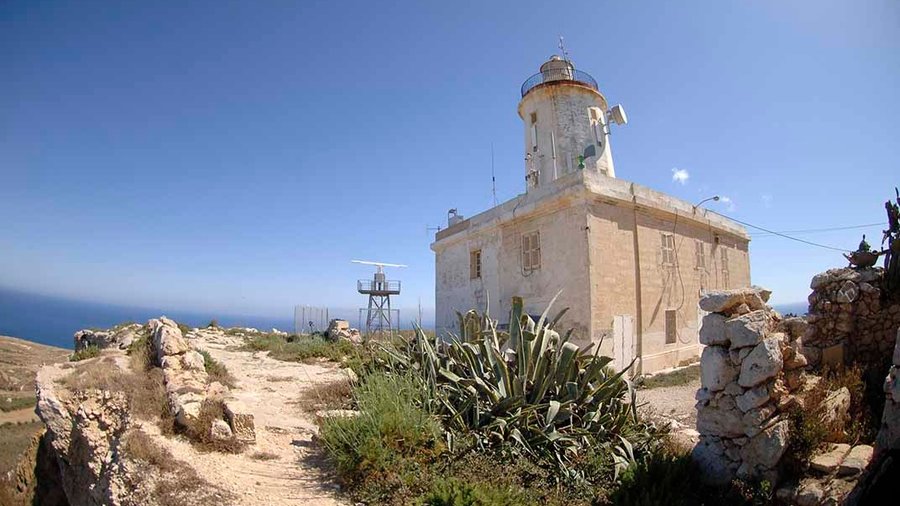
[431,56,751,373]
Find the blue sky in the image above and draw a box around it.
[1,0,898,320]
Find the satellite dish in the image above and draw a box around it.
[609,104,628,125]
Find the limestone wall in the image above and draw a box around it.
[804,267,900,369]
[876,328,900,453]
[692,287,805,484]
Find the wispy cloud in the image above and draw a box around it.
[671,167,690,185]
[761,193,773,208]
[719,196,736,212]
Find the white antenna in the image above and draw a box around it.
[351,259,407,273]
[491,142,498,206]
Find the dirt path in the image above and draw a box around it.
[0,407,39,424]
[143,331,348,506]
[636,377,700,429]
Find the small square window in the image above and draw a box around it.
[470,250,482,279]
[665,309,677,344]
[522,231,541,271]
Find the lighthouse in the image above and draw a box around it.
[518,55,626,189]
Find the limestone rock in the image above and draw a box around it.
[206,381,229,402]
[224,399,256,443]
[835,280,859,304]
[838,444,873,476]
[738,337,783,388]
[809,443,850,474]
[209,419,233,441]
[741,405,775,437]
[739,419,789,469]
[181,350,206,371]
[699,313,728,346]
[821,387,850,442]
[736,384,770,413]
[700,346,737,392]
[691,436,733,485]
[795,478,826,506]
[697,403,745,438]
[699,287,771,314]
[150,317,190,362]
[725,310,769,349]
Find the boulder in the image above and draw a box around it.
[700,346,737,391]
[835,280,859,304]
[699,287,771,314]
[839,444,873,476]
[821,387,850,441]
[209,419,234,441]
[699,313,728,346]
[809,443,851,474]
[150,317,190,362]
[740,419,789,469]
[794,479,826,506]
[725,310,769,349]
[738,337,783,388]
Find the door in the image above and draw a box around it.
[612,315,635,372]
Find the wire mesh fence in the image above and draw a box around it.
[293,305,331,335]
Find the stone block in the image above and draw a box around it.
[224,399,256,443]
[725,310,769,349]
[699,287,770,314]
[697,404,745,437]
[738,338,783,388]
[181,350,206,371]
[699,313,728,346]
[838,444,873,476]
[739,419,789,469]
[736,384,770,412]
[809,443,850,474]
[692,436,733,485]
[700,346,737,392]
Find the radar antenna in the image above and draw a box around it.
[352,260,406,337]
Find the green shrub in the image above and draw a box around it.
[242,333,356,363]
[318,372,442,483]
[377,296,645,478]
[422,478,532,506]
[70,345,101,362]
[176,322,192,336]
[197,349,235,388]
[207,319,219,329]
[608,452,699,506]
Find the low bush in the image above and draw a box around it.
[319,372,442,484]
[179,399,244,454]
[298,378,353,414]
[823,364,878,443]
[197,349,235,388]
[207,319,219,329]
[422,478,531,506]
[243,333,356,363]
[70,345,101,362]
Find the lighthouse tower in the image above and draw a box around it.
[518,55,624,190]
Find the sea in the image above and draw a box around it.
[0,286,807,350]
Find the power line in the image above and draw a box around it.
[708,211,852,252]
[750,222,883,237]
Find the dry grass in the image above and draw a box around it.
[640,365,700,390]
[58,356,170,421]
[198,349,236,388]
[298,379,353,414]
[250,451,279,461]
[0,396,36,413]
[123,429,234,505]
[267,375,293,382]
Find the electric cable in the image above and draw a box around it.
[750,222,883,237]
[708,211,852,252]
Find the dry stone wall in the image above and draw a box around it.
[804,267,900,369]
[876,328,900,453]
[693,287,805,485]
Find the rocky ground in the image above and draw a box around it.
[0,336,69,477]
[152,328,348,505]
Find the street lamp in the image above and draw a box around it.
[694,195,720,212]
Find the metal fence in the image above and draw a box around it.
[520,68,598,97]
[293,305,331,335]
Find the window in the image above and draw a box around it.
[665,309,677,344]
[721,248,730,287]
[470,249,482,280]
[660,233,676,265]
[522,231,541,271]
[694,240,706,270]
[530,113,538,152]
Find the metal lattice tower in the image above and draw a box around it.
[352,260,405,337]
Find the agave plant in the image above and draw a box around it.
[379,295,644,476]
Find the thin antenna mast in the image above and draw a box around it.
[491,143,498,206]
[558,36,570,63]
